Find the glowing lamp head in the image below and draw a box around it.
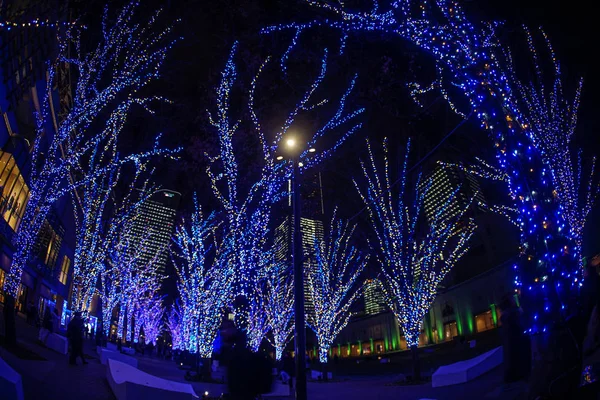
[308,148,316,153]
[276,155,284,161]
[286,138,296,148]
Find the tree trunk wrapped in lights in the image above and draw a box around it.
[100,267,122,338]
[306,211,368,365]
[246,283,271,353]
[354,139,476,379]
[171,196,233,357]
[205,42,364,300]
[501,27,598,269]
[2,1,178,300]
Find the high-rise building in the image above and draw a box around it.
[128,189,181,275]
[420,164,485,226]
[274,216,324,316]
[363,279,386,316]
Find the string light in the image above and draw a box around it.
[0,19,83,30]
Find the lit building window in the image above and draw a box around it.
[58,255,71,285]
[38,221,62,269]
[444,321,458,340]
[475,310,495,332]
[0,151,30,231]
[0,268,6,303]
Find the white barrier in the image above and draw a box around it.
[0,356,24,400]
[46,333,68,355]
[432,346,502,387]
[107,358,199,400]
[100,349,138,368]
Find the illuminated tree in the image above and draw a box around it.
[2,0,177,300]
[171,196,233,357]
[263,263,294,361]
[109,219,163,341]
[71,158,162,314]
[246,285,271,353]
[354,138,476,379]
[100,265,122,338]
[265,0,598,335]
[140,295,165,346]
[502,28,598,268]
[205,42,364,298]
[166,302,184,351]
[307,212,368,364]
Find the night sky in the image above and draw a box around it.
[80,1,600,259]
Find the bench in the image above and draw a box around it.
[0,355,24,400]
[46,333,68,355]
[107,358,199,400]
[100,349,138,368]
[432,346,502,387]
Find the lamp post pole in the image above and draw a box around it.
[292,156,307,400]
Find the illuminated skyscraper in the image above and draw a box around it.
[129,189,181,274]
[274,216,324,316]
[363,279,386,316]
[420,164,485,225]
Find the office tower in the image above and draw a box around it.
[420,164,485,225]
[363,278,386,316]
[128,189,181,274]
[274,216,324,315]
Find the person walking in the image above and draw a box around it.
[67,312,88,365]
[282,351,295,390]
[40,307,53,344]
[499,294,530,383]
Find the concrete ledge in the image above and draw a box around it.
[100,349,138,368]
[0,355,24,400]
[310,370,333,380]
[432,346,502,387]
[97,342,119,355]
[121,347,135,356]
[107,358,199,400]
[46,333,68,355]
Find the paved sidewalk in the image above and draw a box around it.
[1,315,114,400]
[2,313,524,400]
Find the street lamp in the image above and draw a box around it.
[277,136,314,400]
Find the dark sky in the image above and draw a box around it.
[95,0,599,254]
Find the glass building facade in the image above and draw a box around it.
[127,189,181,275]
